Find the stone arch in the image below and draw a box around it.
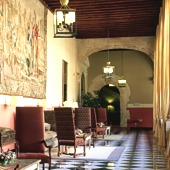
[88,74,131,127]
[77,37,154,127]
[77,36,154,71]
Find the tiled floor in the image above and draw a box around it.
[41,130,169,169]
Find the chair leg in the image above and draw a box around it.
[65,145,68,154]
[42,163,45,170]
[92,138,95,148]
[58,145,60,157]
[74,146,76,158]
[84,144,86,156]
[49,162,51,170]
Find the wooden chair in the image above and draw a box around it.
[95,108,111,135]
[95,108,108,125]
[91,108,105,141]
[15,107,52,170]
[54,107,86,158]
[75,107,92,148]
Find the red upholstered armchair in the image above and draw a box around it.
[95,108,108,125]
[54,107,87,158]
[75,107,91,134]
[91,108,105,140]
[75,107,93,148]
[15,107,52,170]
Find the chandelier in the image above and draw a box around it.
[118,51,126,87]
[102,28,115,82]
[53,0,76,38]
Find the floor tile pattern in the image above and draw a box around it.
[40,130,169,170]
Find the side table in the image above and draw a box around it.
[104,126,111,135]
[16,159,41,170]
[0,159,41,170]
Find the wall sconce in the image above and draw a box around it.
[54,0,76,38]
[72,102,78,108]
[63,101,72,107]
[0,95,11,106]
[10,96,17,106]
[10,96,24,106]
[42,99,46,108]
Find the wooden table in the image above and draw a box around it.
[15,159,41,170]
[104,126,111,135]
[0,159,41,170]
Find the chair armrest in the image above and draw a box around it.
[41,140,52,157]
[76,133,87,140]
[42,139,52,149]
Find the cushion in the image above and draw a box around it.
[44,130,57,140]
[45,138,58,148]
[0,127,16,144]
[44,130,58,149]
[75,128,83,135]
[44,123,51,131]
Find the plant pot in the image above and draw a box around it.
[1,160,8,166]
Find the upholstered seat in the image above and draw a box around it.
[15,107,52,170]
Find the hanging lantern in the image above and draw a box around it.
[54,0,77,38]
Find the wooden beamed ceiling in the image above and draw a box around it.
[40,0,162,39]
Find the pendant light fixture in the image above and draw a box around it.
[53,0,76,38]
[102,28,115,83]
[118,50,126,87]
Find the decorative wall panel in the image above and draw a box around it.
[0,0,47,98]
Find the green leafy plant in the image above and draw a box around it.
[81,90,102,108]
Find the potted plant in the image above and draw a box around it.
[0,149,16,166]
[81,90,102,108]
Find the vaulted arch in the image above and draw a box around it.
[77,36,154,74]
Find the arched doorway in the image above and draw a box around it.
[99,85,120,126]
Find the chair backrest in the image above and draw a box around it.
[16,107,45,153]
[54,107,76,141]
[95,108,107,124]
[44,110,56,131]
[75,107,91,133]
[91,108,97,130]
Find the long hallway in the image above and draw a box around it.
[116,130,168,169]
[42,130,169,169]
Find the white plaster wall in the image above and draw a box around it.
[46,11,78,108]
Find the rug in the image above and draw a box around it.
[50,146,125,161]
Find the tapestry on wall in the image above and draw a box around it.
[0,0,47,98]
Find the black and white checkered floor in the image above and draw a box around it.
[40,130,169,170]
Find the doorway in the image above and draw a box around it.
[99,84,120,126]
[62,60,68,104]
